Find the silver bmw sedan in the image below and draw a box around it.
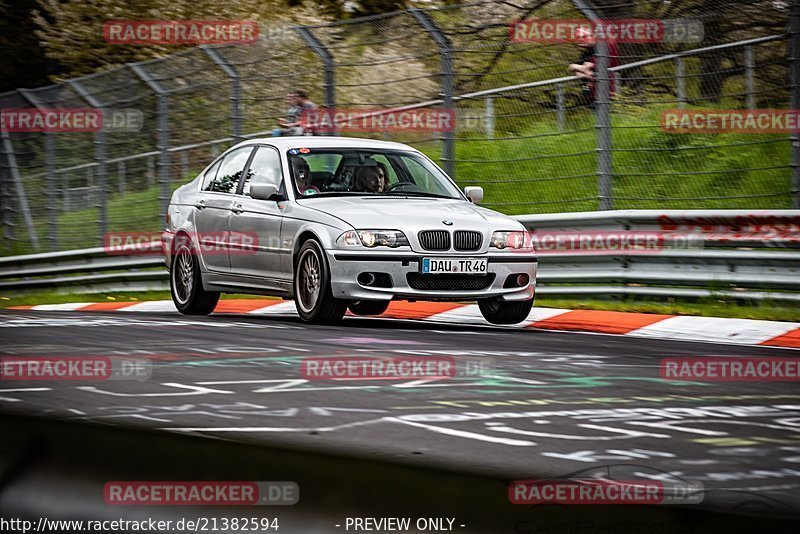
[162,137,537,324]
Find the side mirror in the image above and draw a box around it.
[464,186,484,204]
[250,183,282,201]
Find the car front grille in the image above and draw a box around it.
[453,230,482,251]
[418,230,451,251]
[406,273,496,291]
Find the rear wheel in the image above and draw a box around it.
[348,300,390,316]
[170,238,220,315]
[478,297,532,325]
[294,240,347,323]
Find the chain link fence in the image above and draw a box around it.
[1,0,798,255]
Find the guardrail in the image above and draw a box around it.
[1,211,799,302]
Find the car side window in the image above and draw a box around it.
[206,146,254,194]
[200,159,222,191]
[241,146,282,197]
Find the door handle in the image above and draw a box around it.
[231,204,244,214]
[194,199,206,209]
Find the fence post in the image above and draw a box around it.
[130,64,171,216]
[791,0,800,208]
[147,156,155,187]
[676,57,686,108]
[68,79,107,245]
[1,130,40,251]
[118,161,126,197]
[595,40,613,210]
[571,0,613,209]
[60,171,68,212]
[18,89,57,249]
[201,46,243,142]
[409,8,456,179]
[556,83,565,131]
[485,96,495,139]
[293,27,336,111]
[0,148,14,243]
[744,45,755,109]
[44,134,58,250]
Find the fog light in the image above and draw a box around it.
[516,274,530,287]
[358,272,376,286]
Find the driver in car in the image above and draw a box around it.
[353,164,386,193]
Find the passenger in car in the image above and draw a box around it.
[291,156,319,195]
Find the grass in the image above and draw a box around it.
[2,290,797,322]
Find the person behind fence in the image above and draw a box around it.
[273,90,318,136]
[567,26,618,109]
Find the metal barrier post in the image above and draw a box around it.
[676,57,686,108]
[595,40,613,210]
[67,79,108,245]
[293,27,336,111]
[790,0,800,208]
[744,45,755,109]
[201,46,243,142]
[409,8,456,178]
[1,130,39,251]
[118,161,126,197]
[19,89,58,250]
[485,96,495,139]
[0,146,14,243]
[129,64,171,216]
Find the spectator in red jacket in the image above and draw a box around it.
[568,26,618,109]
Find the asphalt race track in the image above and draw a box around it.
[2,308,800,532]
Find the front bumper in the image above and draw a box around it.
[327,250,537,302]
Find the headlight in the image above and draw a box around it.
[337,230,409,248]
[490,230,533,251]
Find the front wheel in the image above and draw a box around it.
[348,300,390,316]
[478,297,533,325]
[170,238,220,315]
[294,240,347,323]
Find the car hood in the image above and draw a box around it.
[300,196,520,232]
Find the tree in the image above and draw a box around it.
[0,0,51,90]
[31,0,300,80]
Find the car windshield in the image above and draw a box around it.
[286,148,462,199]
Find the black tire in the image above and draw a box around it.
[478,297,533,325]
[294,240,347,323]
[170,237,220,315]
[348,300,390,316]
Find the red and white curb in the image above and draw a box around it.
[9,300,800,349]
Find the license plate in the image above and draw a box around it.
[421,257,488,274]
